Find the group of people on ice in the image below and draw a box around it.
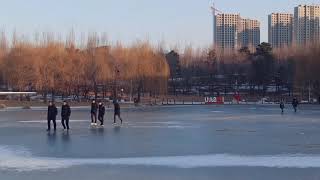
[46,97,303,131]
[46,99,123,131]
[279,98,299,113]
[89,99,123,127]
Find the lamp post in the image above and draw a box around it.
[113,66,120,101]
[308,80,311,103]
[121,88,124,101]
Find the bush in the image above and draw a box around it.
[0,104,6,109]
[22,105,31,109]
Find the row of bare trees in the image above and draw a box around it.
[169,43,320,99]
[290,45,320,99]
[0,32,170,102]
[0,30,319,101]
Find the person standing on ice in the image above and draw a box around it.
[280,99,285,114]
[61,101,71,130]
[98,102,106,126]
[47,101,58,131]
[90,100,98,125]
[113,99,123,124]
[292,98,299,113]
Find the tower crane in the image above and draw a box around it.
[210,3,222,15]
[210,2,222,49]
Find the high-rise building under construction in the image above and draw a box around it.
[214,13,260,52]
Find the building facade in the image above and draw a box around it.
[240,19,260,51]
[214,13,260,52]
[294,5,320,46]
[214,14,240,51]
[268,13,293,48]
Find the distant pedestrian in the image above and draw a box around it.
[113,100,123,124]
[47,101,58,131]
[91,100,98,125]
[280,99,285,114]
[98,102,106,126]
[61,101,71,130]
[292,98,299,113]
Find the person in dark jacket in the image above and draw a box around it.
[292,98,299,113]
[91,100,98,125]
[98,102,106,126]
[280,99,285,114]
[113,100,123,124]
[47,101,58,131]
[61,101,71,130]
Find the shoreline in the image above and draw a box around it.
[1,101,319,110]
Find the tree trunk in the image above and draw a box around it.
[51,88,55,102]
[93,81,98,100]
[137,80,143,103]
[44,88,48,103]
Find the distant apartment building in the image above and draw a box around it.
[294,5,320,46]
[165,50,181,79]
[239,19,260,51]
[268,13,293,48]
[214,13,260,52]
[214,14,240,51]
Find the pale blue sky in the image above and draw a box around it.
[0,0,318,48]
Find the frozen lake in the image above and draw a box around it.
[1,104,320,180]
